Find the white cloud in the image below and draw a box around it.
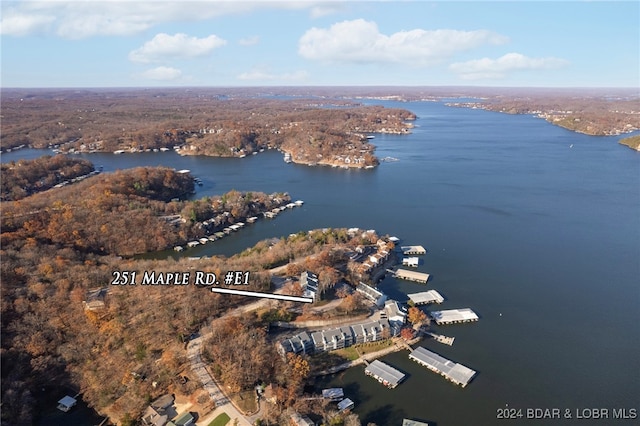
[138,66,182,81]
[0,1,333,38]
[237,68,309,82]
[238,36,260,46]
[129,33,227,63]
[310,4,346,19]
[450,53,570,80]
[0,10,55,36]
[298,19,508,65]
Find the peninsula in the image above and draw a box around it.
[619,135,640,151]
[0,158,416,425]
[0,88,416,169]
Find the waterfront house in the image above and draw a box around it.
[280,331,314,355]
[277,319,393,357]
[142,394,176,426]
[384,300,407,334]
[356,282,387,308]
[311,331,327,353]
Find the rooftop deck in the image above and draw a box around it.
[409,346,476,387]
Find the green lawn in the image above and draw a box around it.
[333,339,393,361]
[207,412,231,426]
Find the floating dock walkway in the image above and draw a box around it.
[424,331,455,346]
[364,360,406,389]
[409,346,476,387]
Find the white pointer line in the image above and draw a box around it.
[210,287,313,303]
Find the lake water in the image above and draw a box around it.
[3,101,639,425]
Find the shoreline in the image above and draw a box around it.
[314,336,422,377]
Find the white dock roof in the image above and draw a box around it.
[409,346,476,386]
[430,308,478,324]
[395,269,430,283]
[401,245,426,255]
[408,290,444,305]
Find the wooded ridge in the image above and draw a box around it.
[1,158,386,425]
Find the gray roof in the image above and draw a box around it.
[364,360,405,386]
[337,398,355,411]
[311,331,325,345]
[403,420,431,426]
[324,329,343,342]
[151,394,174,410]
[322,388,344,399]
[339,326,354,338]
[409,346,476,386]
[352,323,366,337]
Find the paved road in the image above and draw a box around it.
[187,334,253,425]
[187,274,288,425]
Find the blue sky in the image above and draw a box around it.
[1,1,638,87]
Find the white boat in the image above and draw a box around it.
[284,152,292,163]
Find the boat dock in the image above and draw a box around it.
[322,388,344,401]
[402,257,420,267]
[409,346,476,387]
[395,269,430,284]
[408,290,444,305]
[337,398,355,412]
[364,360,406,389]
[403,420,431,426]
[401,245,427,255]
[429,308,479,325]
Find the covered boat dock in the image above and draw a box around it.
[429,308,479,325]
[364,360,406,388]
[395,269,430,284]
[409,346,476,387]
[408,290,444,305]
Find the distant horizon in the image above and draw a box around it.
[1,1,638,88]
[1,85,638,91]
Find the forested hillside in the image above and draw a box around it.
[0,89,416,168]
[0,158,380,424]
[1,155,95,201]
